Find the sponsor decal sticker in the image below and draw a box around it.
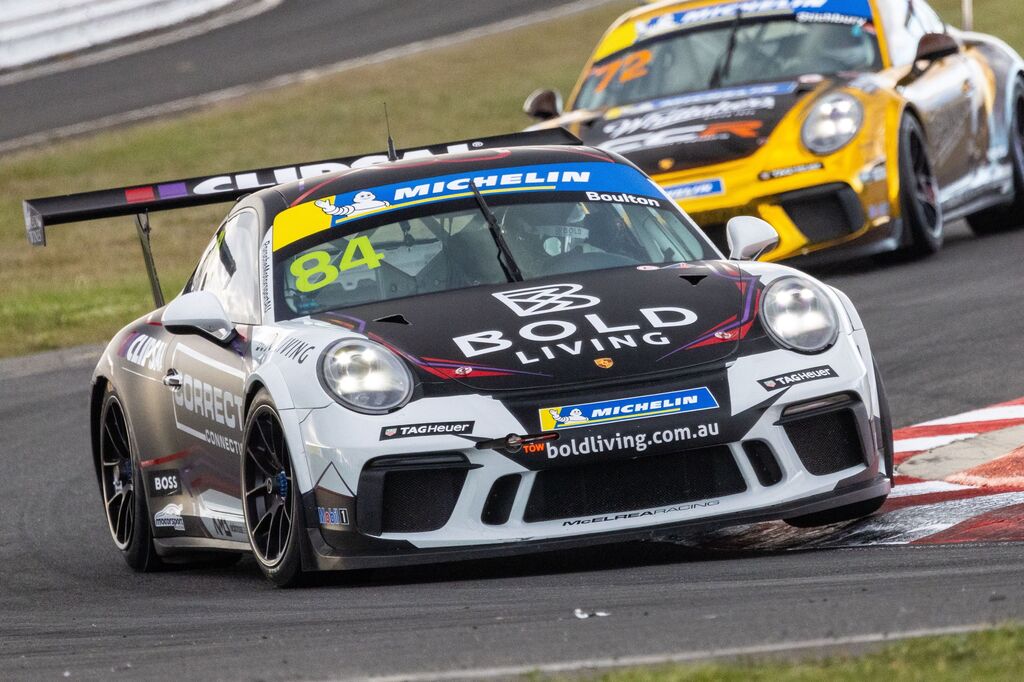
[276,337,316,364]
[635,0,872,37]
[118,331,167,372]
[606,82,798,119]
[379,421,475,440]
[663,178,725,200]
[539,387,718,431]
[585,191,661,207]
[562,500,720,526]
[493,283,600,317]
[599,120,763,155]
[603,97,776,139]
[148,470,181,497]
[317,506,350,528]
[272,162,665,250]
[544,422,720,458]
[758,162,824,181]
[154,503,185,532]
[758,365,837,390]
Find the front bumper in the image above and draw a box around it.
[293,336,889,571]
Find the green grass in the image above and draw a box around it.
[545,626,1024,681]
[0,0,1021,358]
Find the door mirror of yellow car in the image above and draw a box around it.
[726,216,779,261]
[915,32,960,65]
[163,290,236,343]
[523,89,563,120]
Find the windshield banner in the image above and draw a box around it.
[636,0,873,37]
[272,162,664,251]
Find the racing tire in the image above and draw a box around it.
[241,389,305,587]
[966,76,1024,235]
[892,114,944,258]
[98,384,164,571]
[783,361,893,529]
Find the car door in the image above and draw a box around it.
[163,209,262,543]
[881,0,979,191]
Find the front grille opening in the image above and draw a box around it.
[742,440,783,486]
[523,446,746,523]
[784,408,865,476]
[780,184,864,244]
[481,474,521,526]
[379,468,467,533]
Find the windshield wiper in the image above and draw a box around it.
[708,9,743,89]
[470,182,523,282]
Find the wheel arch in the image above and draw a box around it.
[90,376,109,492]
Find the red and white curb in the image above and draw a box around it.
[685,397,1024,550]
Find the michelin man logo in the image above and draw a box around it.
[493,283,600,317]
[315,191,390,217]
[550,408,589,426]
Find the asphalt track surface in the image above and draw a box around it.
[0,0,586,148]
[2,220,1023,680]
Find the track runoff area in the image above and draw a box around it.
[679,396,1024,550]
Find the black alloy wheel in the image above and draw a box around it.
[897,115,944,258]
[242,390,303,586]
[98,387,162,570]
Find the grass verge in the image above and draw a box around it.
[548,625,1024,681]
[0,0,1020,358]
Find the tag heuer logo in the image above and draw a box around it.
[594,357,614,369]
[492,283,600,317]
[384,428,397,437]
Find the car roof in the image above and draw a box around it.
[255,144,619,218]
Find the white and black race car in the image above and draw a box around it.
[25,130,893,586]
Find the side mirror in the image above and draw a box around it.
[726,216,779,261]
[915,32,959,64]
[163,291,236,343]
[523,88,563,120]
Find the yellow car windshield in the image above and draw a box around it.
[575,17,881,110]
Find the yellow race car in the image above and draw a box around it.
[525,0,1024,263]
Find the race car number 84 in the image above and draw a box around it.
[290,238,384,292]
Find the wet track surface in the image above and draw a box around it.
[2,222,1024,679]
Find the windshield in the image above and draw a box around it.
[575,17,881,110]
[271,163,711,319]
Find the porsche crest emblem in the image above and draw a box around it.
[658,158,675,171]
[594,357,614,369]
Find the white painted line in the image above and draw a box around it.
[894,434,977,453]
[342,623,996,682]
[918,405,1024,427]
[0,0,282,86]
[888,480,970,498]
[0,0,619,153]
[174,343,245,378]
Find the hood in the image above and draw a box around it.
[315,262,763,392]
[561,80,813,175]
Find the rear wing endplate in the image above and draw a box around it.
[22,127,581,246]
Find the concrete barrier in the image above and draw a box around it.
[0,0,238,70]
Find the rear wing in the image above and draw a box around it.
[22,127,581,247]
[22,128,580,307]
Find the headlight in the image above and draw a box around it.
[319,339,413,413]
[801,92,863,155]
[761,277,839,353]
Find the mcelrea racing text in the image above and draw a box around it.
[544,422,719,458]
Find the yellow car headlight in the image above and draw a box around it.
[801,92,863,155]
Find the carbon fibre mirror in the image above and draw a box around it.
[524,89,563,120]
[726,216,779,261]
[163,291,236,343]
[915,33,959,63]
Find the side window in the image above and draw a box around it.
[879,0,946,66]
[191,210,262,325]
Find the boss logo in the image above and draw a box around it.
[148,471,181,497]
